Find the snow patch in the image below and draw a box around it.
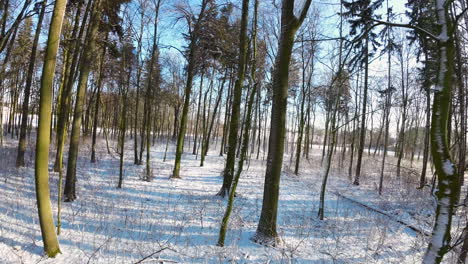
[442,160,454,176]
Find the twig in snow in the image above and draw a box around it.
[86,236,113,264]
[133,247,169,264]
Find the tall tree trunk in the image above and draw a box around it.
[16,0,46,167]
[253,0,312,245]
[218,0,255,245]
[396,50,408,178]
[379,4,392,195]
[321,110,330,165]
[423,1,459,262]
[217,0,250,197]
[193,71,204,155]
[90,39,107,163]
[118,54,131,188]
[348,70,360,180]
[172,0,209,179]
[318,6,343,219]
[140,0,161,180]
[220,71,234,156]
[318,91,339,220]
[201,70,226,166]
[64,0,102,202]
[34,0,67,256]
[294,35,312,175]
[353,32,369,186]
[53,0,90,172]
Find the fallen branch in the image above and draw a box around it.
[133,247,169,264]
[332,191,431,237]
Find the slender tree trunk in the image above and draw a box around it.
[172,0,209,179]
[294,35,311,175]
[193,71,204,155]
[217,0,250,197]
[353,32,369,186]
[16,0,46,167]
[220,71,233,156]
[379,82,391,195]
[64,0,101,202]
[396,50,407,178]
[318,7,343,219]
[367,102,374,155]
[90,39,107,163]
[142,0,161,181]
[318,96,339,220]
[201,70,226,166]
[53,0,90,172]
[218,0,255,245]
[34,0,67,256]
[118,58,131,188]
[321,110,330,165]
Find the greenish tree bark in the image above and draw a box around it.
[172,0,209,179]
[64,0,102,202]
[34,0,67,256]
[422,1,459,262]
[53,0,90,172]
[253,0,312,245]
[218,0,255,246]
[217,0,250,197]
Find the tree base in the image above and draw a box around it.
[63,193,76,202]
[251,231,280,247]
[45,247,61,258]
[52,163,60,173]
[216,187,228,198]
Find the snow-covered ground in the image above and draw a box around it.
[0,135,464,263]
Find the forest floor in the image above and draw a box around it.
[0,135,466,263]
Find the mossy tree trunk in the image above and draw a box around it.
[53,0,90,172]
[64,0,102,202]
[35,0,67,256]
[218,0,255,246]
[172,0,209,179]
[253,0,312,245]
[217,0,250,197]
[423,0,459,262]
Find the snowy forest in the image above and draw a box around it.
[0,0,467,263]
